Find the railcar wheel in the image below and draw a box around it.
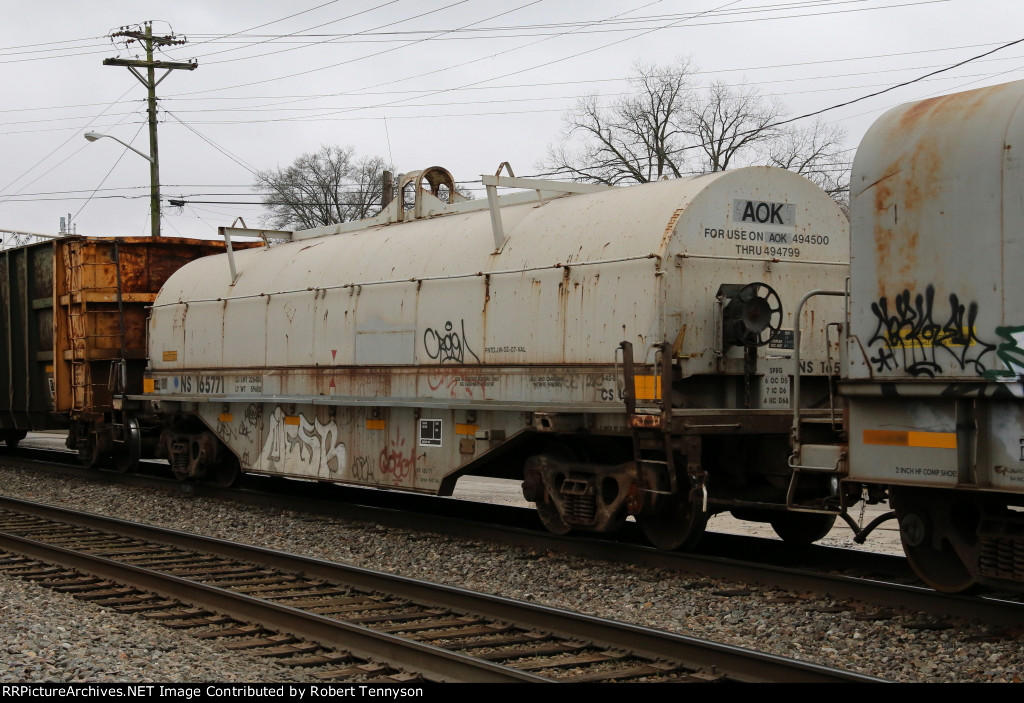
[211,453,241,488]
[79,437,106,470]
[529,442,589,536]
[112,419,141,474]
[2,431,25,449]
[891,487,977,593]
[639,497,708,550]
[536,492,572,535]
[769,513,837,545]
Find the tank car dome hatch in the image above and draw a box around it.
[398,166,461,200]
[149,165,848,377]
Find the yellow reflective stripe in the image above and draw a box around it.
[455,424,478,436]
[365,419,386,430]
[634,375,662,400]
[284,416,301,426]
[863,429,957,449]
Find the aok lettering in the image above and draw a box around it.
[743,201,785,224]
[732,199,796,227]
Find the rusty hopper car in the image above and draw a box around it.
[1,241,60,446]
[139,165,850,549]
[842,80,1024,592]
[0,236,252,466]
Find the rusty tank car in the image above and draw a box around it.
[837,79,1024,592]
[136,165,851,550]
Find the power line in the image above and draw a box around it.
[171,0,949,62]
[72,121,148,223]
[3,60,1020,144]
[179,0,351,53]
[182,0,407,62]
[167,0,474,89]
[187,0,951,45]
[769,36,1024,128]
[4,37,1009,117]
[5,38,1018,210]
[5,59,1022,132]
[0,88,139,198]
[163,110,261,175]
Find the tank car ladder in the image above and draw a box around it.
[785,287,868,532]
[619,341,707,514]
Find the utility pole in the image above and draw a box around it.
[103,22,196,237]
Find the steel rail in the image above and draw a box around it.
[4,449,1024,630]
[0,516,546,682]
[0,495,881,683]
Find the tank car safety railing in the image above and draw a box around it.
[675,253,848,266]
[619,340,688,507]
[217,220,286,286]
[615,341,637,416]
[482,164,611,253]
[825,321,843,431]
[789,288,846,450]
[784,288,847,519]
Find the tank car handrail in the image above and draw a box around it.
[675,253,847,266]
[790,288,847,447]
[294,171,610,241]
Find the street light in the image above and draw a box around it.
[84,131,154,163]
[84,130,161,236]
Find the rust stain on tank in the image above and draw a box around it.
[873,180,894,298]
[871,135,941,296]
[661,208,685,251]
[895,85,1002,136]
[902,137,942,215]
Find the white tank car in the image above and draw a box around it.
[141,165,849,549]
[844,80,1024,591]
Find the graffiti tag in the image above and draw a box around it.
[379,428,415,484]
[982,325,1024,380]
[259,407,347,474]
[424,320,480,364]
[867,286,995,376]
[349,455,377,483]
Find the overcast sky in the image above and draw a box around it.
[1,0,1021,240]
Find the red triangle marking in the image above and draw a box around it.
[331,349,337,361]
[329,378,336,388]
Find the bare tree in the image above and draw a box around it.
[685,79,784,172]
[542,58,693,185]
[255,145,391,230]
[767,116,850,210]
[540,60,851,211]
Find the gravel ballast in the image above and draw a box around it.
[0,461,1020,684]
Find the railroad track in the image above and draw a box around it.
[6,446,1024,632]
[0,495,878,683]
